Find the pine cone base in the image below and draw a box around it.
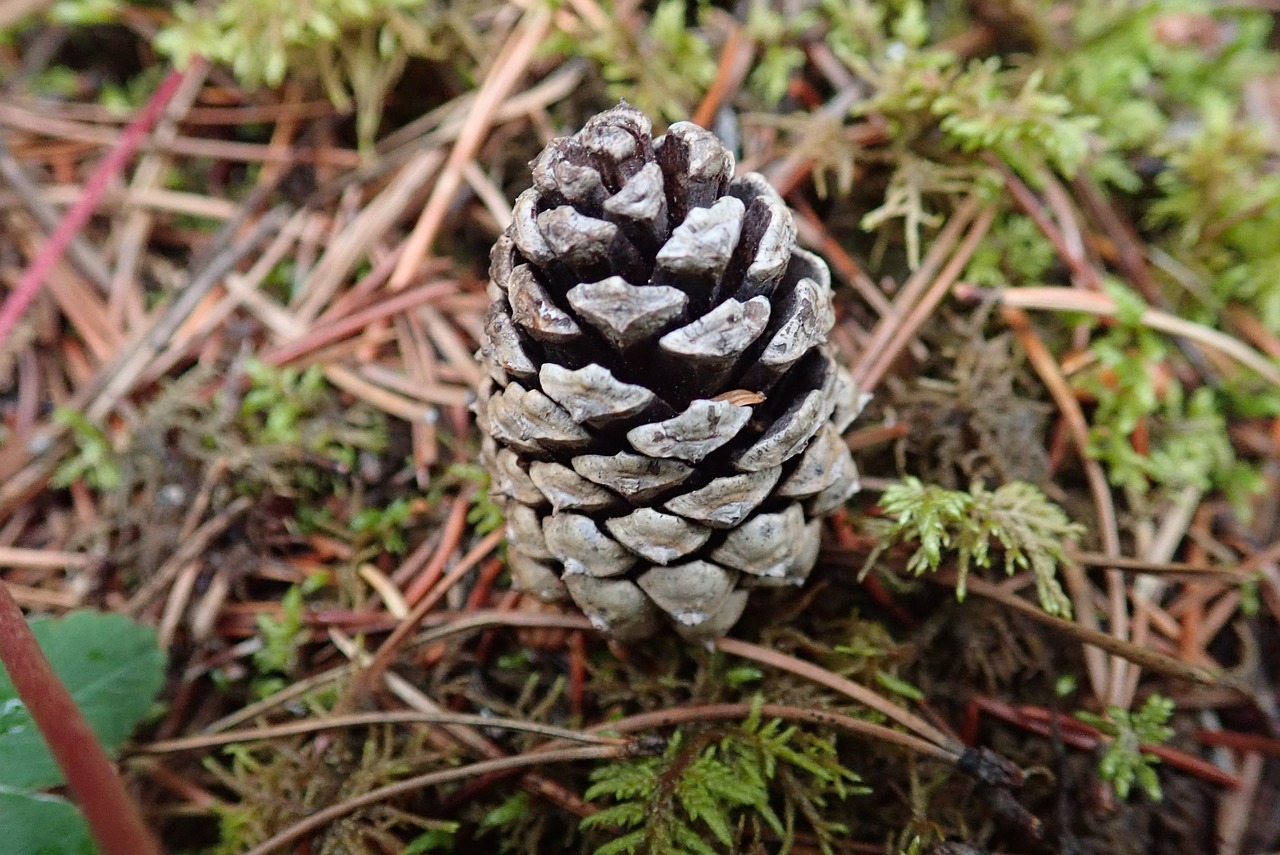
[477,102,865,641]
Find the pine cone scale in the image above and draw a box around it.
[605,508,711,565]
[478,103,865,641]
[565,278,687,351]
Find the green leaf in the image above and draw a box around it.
[50,0,121,25]
[678,758,737,845]
[51,409,122,491]
[584,758,661,803]
[672,820,720,855]
[0,612,166,791]
[0,785,95,855]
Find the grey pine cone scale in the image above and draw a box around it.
[477,102,866,641]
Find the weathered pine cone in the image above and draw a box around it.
[476,102,865,641]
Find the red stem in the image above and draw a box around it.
[0,581,163,855]
[0,62,197,352]
[0,62,198,854]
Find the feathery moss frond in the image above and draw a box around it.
[863,478,1080,615]
[582,701,865,855]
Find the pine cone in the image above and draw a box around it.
[476,103,865,641]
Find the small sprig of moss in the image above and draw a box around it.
[1051,1,1275,190]
[1149,93,1280,333]
[441,462,504,537]
[236,357,386,475]
[742,4,819,106]
[933,62,1096,180]
[862,478,1080,616]
[52,408,124,491]
[963,210,1058,288]
[252,572,328,697]
[351,496,416,555]
[1076,694,1176,802]
[203,705,445,853]
[423,462,504,539]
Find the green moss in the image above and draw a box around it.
[862,478,1081,615]
[582,701,865,855]
[1076,694,1176,802]
[152,0,486,152]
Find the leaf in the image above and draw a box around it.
[672,820,721,855]
[678,760,736,845]
[724,666,763,687]
[0,611,166,790]
[0,785,95,855]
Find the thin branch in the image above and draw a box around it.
[1058,549,1253,580]
[715,637,961,754]
[1000,304,1125,705]
[0,582,162,855]
[969,285,1280,387]
[592,702,959,763]
[137,710,623,754]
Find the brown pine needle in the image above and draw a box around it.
[967,285,1280,386]
[593,701,959,763]
[715,637,961,753]
[389,4,553,288]
[138,710,623,755]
